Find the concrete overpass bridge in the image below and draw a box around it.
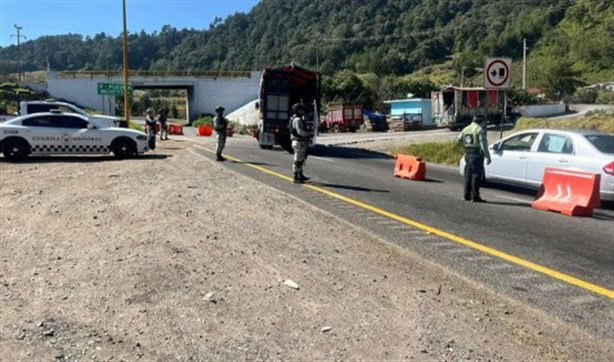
[45,70,261,122]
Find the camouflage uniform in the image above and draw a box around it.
[214,106,228,161]
[290,104,312,184]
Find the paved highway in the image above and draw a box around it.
[186,135,614,339]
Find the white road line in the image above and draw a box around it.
[510,273,538,280]
[401,229,422,233]
[422,240,451,246]
[309,156,334,162]
[492,194,532,204]
[570,295,598,304]
[536,283,565,292]
[378,220,400,225]
[486,263,514,270]
[465,255,492,262]
[447,248,474,254]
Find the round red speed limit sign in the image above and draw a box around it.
[485,58,511,88]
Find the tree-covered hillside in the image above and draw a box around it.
[1,0,612,84]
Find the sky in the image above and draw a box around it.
[0,0,260,47]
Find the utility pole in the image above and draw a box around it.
[122,0,130,126]
[312,34,320,73]
[523,38,528,90]
[460,66,466,87]
[46,36,51,71]
[11,25,26,82]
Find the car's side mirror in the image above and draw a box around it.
[87,123,96,130]
[493,142,501,151]
[255,102,260,111]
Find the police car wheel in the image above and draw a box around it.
[112,138,136,159]
[2,138,30,161]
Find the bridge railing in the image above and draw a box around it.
[56,70,254,79]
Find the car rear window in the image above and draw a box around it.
[27,104,54,113]
[585,135,614,154]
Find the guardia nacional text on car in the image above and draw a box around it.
[0,111,149,161]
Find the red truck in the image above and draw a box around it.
[322,104,363,132]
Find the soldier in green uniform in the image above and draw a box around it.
[213,106,228,161]
[458,114,492,202]
[289,103,312,184]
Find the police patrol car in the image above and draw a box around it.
[0,111,149,161]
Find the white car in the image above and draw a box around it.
[0,111,148,161]
[459,129,614,201]
[19,100,124,128]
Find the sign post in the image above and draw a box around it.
[484,57,512,139]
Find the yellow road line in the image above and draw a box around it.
[194,144,614,299]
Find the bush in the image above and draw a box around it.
[596,92,614,105]
[392,141,464,165]
[572,89,598,104]
[229,122,257,135]
[514,111,614,134]
[192,115,214,127]
[129,122,143,132]
[507,88,539,105]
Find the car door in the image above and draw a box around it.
[58,115,107,154]
[526,132,575,186]
[22,115,65,154]
[487,132,539,183]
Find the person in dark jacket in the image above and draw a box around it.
[145,108,157,151]
[214,106,228,161]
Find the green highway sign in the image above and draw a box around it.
[97,83,134,96]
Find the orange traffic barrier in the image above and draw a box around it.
[532,168,601,217]
[196,125,213,137]
[394,154,426,181]
[168,123,183,135]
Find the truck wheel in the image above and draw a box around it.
[112,138,136,159]
[349,126,357,133]
[1,138,30,161]
[332,124,340,133]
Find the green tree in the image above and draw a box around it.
[538,58,585,101]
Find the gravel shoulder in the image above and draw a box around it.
[1,139,611,361]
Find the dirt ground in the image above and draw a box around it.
[1,139,611,361]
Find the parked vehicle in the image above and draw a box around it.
[19,100,125,128]
[322,104,363,133]
[459,129,614,201]
[256,65,321,151]
[362,111,389,132]
[432,87,510,131]
[0,111,148,161]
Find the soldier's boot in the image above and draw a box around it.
[299,171,310,181]
[293,172,304,184]
[216,153,225,162]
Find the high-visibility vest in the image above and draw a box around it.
[461,122,481,150]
